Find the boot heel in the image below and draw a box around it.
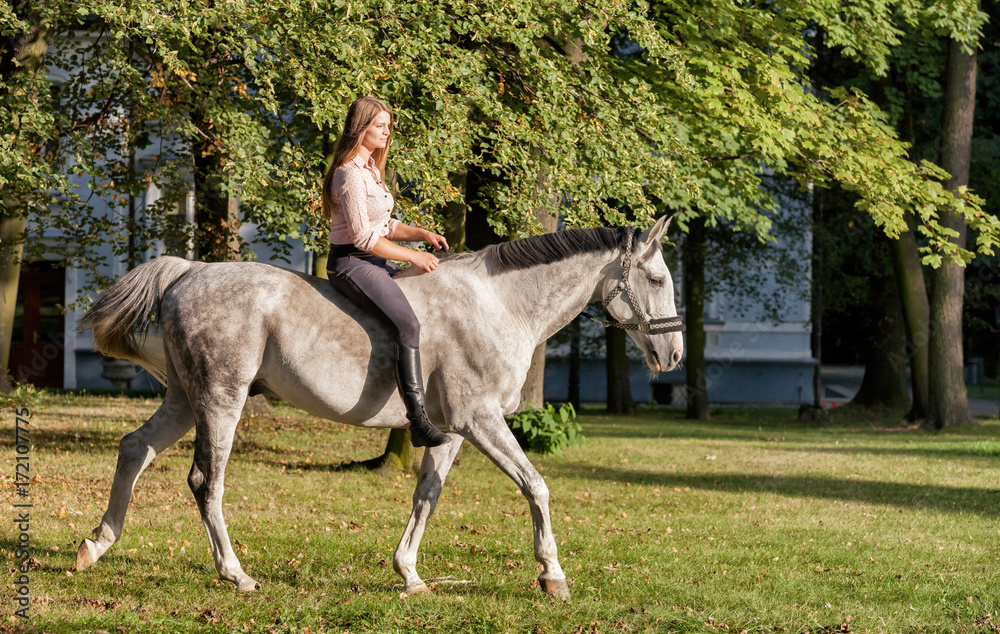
[409,416,451,448]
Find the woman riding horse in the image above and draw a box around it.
[321,96,451,448]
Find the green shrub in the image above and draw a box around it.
[0,370,40,410]
[506,402,583,455]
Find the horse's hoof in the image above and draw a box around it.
[76,539,99,571]
[539,577,571,600]
[233,576,260,592]
[400,583,430,598]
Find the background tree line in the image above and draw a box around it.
[2,0,997,434]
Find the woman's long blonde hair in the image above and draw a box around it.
[321,96,393,220]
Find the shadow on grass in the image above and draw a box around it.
[561,464,1000,517]
[260,458,394,473]
[790,443,1000,461]
[578,409,1000,449]
[0,428,124,452]
[13,425,374,475]
[581,421,1000,461]
[576,409,872,441]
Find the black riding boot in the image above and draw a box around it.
[395,343,451,448]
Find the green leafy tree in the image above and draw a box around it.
[809,4,999,426]
[3,0,999,430]
[628,0,994,422]
[0,1,59,388]
[818,187,912,412]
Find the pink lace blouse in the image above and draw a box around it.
[328,155,400,251]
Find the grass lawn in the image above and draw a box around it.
[3,394,1000,633]
[967,377,999,402]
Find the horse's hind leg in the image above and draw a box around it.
[187,392,258,591]
[393,434,465,592]
[77,390,195,571]
[463,412,570,599]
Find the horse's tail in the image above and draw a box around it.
[79,256,199,383]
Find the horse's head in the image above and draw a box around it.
[599,216,684,373]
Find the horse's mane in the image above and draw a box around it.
[439,226,632,275]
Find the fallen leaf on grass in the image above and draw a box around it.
[198,608,219,623]
[75,597,122,611]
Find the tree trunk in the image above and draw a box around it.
[355,149,429,467]
[0,3,56,390]
[441,168,468,253]
[464,160,504,251]
[520,343,547,410]
[684,216,709,420]
[366,167,472,468]
[467,155,549,410]
[851,250,911,411]
[568,315,581,409]
[890,212,930,421]
[518,195,558,410]
[0,214,26,388]
[810,186,823,409]
[927,38,976,429]
[354,428,417,475]
[605,326,633,414]
[192,113,241,262]
[870,56,931,422]
[312,131,339,280]
[863,53,933,422]
[313,251,329,280]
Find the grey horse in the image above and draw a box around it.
[75,217,683,599]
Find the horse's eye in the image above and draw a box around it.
[649,277,664,287]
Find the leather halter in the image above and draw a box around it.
[585,228,685,335]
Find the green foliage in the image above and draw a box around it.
[638,0,995,264]
[507,402,582,455]
[807,4,1000,371]
[0,369,40,410]
[1,0,998,307]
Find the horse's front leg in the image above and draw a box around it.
[393,433,464,593]
[465,413,569,600]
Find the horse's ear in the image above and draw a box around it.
[640,216,672,245]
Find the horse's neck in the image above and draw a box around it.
[493,251,616,345]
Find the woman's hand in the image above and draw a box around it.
[422,230,449,251]
[408,250,440,273]
[366,230,446,273]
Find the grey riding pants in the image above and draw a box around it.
[327,248,420,348]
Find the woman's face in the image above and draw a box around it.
[361,111,392,151]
